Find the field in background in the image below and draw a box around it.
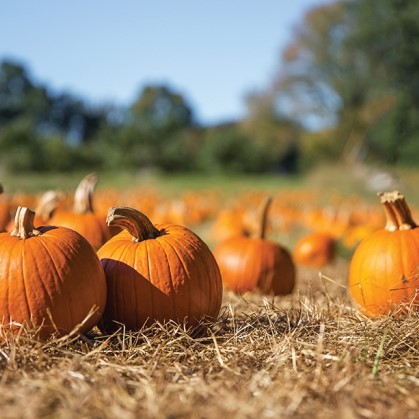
[3,163,419,200]
[1,163,418,418]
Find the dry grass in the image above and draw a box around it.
[0,260,418,419]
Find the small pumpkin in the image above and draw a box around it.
[0,207,107,339]
[33,190,64,226]
[97,206,223,332]
[213,196,295,295]
[50,173,111,250]
[293,231,335,267]
[349,191,419,316]
[6,189,63,232]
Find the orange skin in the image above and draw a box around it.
[293,232,335,268]
[349,191,419,316]
[49,173,112,250]
[213,236,295,296]
[213,196,295,296]
[349,228,419,316]
[0,208,107,339]
[97,207,223,333]
[50,211,111,250]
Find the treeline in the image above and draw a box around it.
[1,0,419,174]
[267,0,419,166]
[0,59,300,174]
[0,61,301,174]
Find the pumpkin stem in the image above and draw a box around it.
[0,184,3,194]
[35,190,63,222]
[258,196,273,240]
[10,207,41,239]
[106,207,161,242]
[73,173,97,214]
[379,191,417,231]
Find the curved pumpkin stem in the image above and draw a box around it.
[0,184,3,194]
[35,190,63,222]
[258,196,273,240]
[106,207,161,242]
[10,207,41,239]
[74,173,97,214]
[379,191,417,231]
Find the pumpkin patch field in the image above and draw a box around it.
[0,167,418,418]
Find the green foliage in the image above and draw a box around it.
[197,124,274,173]
[2,1,419,173]
[266,0,419,166]
[299,129,342,169]
[154,129,200,172]
[0,121,102,173]
[0,122,45,171]
[0,59,108,146]
[241,92,302,173]
[130,84,194,135]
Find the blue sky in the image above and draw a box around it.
[1,1,324,125]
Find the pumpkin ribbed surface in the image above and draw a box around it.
[51,211,111,250]
[50,173,111,250]
[349,191,419,315]
[0,208,107,338]
[97,207,222,332]
[214,236,295,295]
[349,228,419,315]
[213,196,295,296]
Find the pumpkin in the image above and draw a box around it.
[33,190,63,225]
[211,208,251,242]
[293,232,335,267]
[0,184,11,232]
[50,173,111,250]
[213,196,295,295]
[349,191,419,316]
[6,189,63,232]
[0,207,107,339]
[97,206,223,332]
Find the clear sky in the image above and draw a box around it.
[1,1,324,125]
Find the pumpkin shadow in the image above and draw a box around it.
[99,259,209,334]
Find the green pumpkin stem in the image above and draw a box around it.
[10,207,41,239]
[106,207,161,242]
[73,173,97,214]
[379,191,416,231]
[258,196,273,240]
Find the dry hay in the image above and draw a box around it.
[0,260,418,419]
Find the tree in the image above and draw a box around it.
[0,60,50,126]
[131,84,194,135]
[264,0,419,165]
[46,92,108,145]
[0,59,109,146]
[0,121,45,172]
[197,122,272,174]
[241,90,301,173]
[383,0,419,163]
[125,84,195,169]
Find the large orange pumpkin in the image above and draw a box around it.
[97,206,223,332]
[50,173,111,250]
[0,207,107,339]
[349,191,419,316]
[293,231,335,267]
[213,197,295,295]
